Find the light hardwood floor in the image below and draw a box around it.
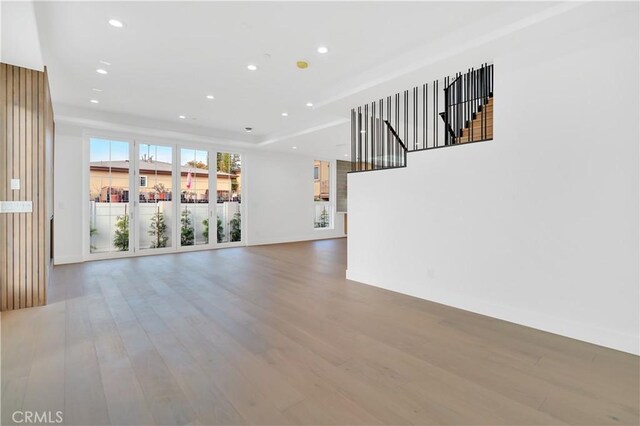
[1,238,638,425]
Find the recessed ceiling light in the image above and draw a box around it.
[306,102,313,107]
[179,115,186,119]
[92,88,103,92]
[108,19,124,28]
[317,46,329,54]
[292,146,297,149]
[90,99,99,104]
[281,112,288,117]
[247,64,257,71]
[206,95,214,99]
[245,127,253,132]
[96,69,108,75]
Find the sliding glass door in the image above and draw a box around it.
[179,148,210,248]
[89,138,132,254]
[137,143,174,251]
[216,152,242,244]
[88,139,243,258]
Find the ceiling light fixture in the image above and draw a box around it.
[281,112,288,117]
[296,61,308,69]
[92,88,103,92]
[96,69,108,75]
[247,64,257,71]
[245,127,253,132]
[179,115,186,119]
[108,19,124,28]
[206,95,214,99]
[292,146,297,149]
[306,102,313,107]
[90,99,99,104]
[317,46,329,54]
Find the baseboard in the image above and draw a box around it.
[346,269,639,356]
[248,234,346,247]
[54,255,84,265]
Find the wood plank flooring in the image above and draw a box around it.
[1,238,638,425]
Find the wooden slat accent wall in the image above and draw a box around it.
[0,63,54,311]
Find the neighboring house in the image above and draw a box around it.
[89,159,241,203]
[313,160,330,201]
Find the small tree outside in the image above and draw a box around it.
[181,208,195,246]
[113,213,129,251]
[149,206,169,248]
[186,160,208,170]
[153,183,168,200]
[217,217,224,243]
[230,212,241,242]
[202,218,209,244]
[315,206,330,228]
[90,225,98,252]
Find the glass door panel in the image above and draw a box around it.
[138,144,174,250]
[216,152,242,243]
[89,138,131,253]
[179,148,210,247]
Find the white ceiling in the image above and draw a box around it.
[32,1,562,157]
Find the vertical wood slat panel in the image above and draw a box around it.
[5,64,14,311]
[1,63,53,311]
[19,67,26,308]
[12,65,19,309]
[25,68,33,308]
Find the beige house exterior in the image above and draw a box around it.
[90,159,241,202]
[314,160,330,201]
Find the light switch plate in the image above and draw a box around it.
[0,201,33,213]
[10,179,20,190]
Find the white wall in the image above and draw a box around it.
[245,150,345,246]
[54,123,345,264]
[347,4,639,355]
[54,128,84,264]
[0,0,43,70]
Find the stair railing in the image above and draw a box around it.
[443,64,494,145]
[350,105,407,172]
[349,63,494,173]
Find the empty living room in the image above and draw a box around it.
[1,1,638,425]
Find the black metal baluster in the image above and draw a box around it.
[387,96,391,168]
[357,107,362,171]
[350,109,355,171]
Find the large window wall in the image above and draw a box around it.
[88,136,243,258]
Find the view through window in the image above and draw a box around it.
[314,160,332,229]
[89,138,243,255]
[217,152,242,243]
[89,138,130,253]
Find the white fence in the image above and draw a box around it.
[90,201,241,253]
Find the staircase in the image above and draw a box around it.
[457,96,493,144]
